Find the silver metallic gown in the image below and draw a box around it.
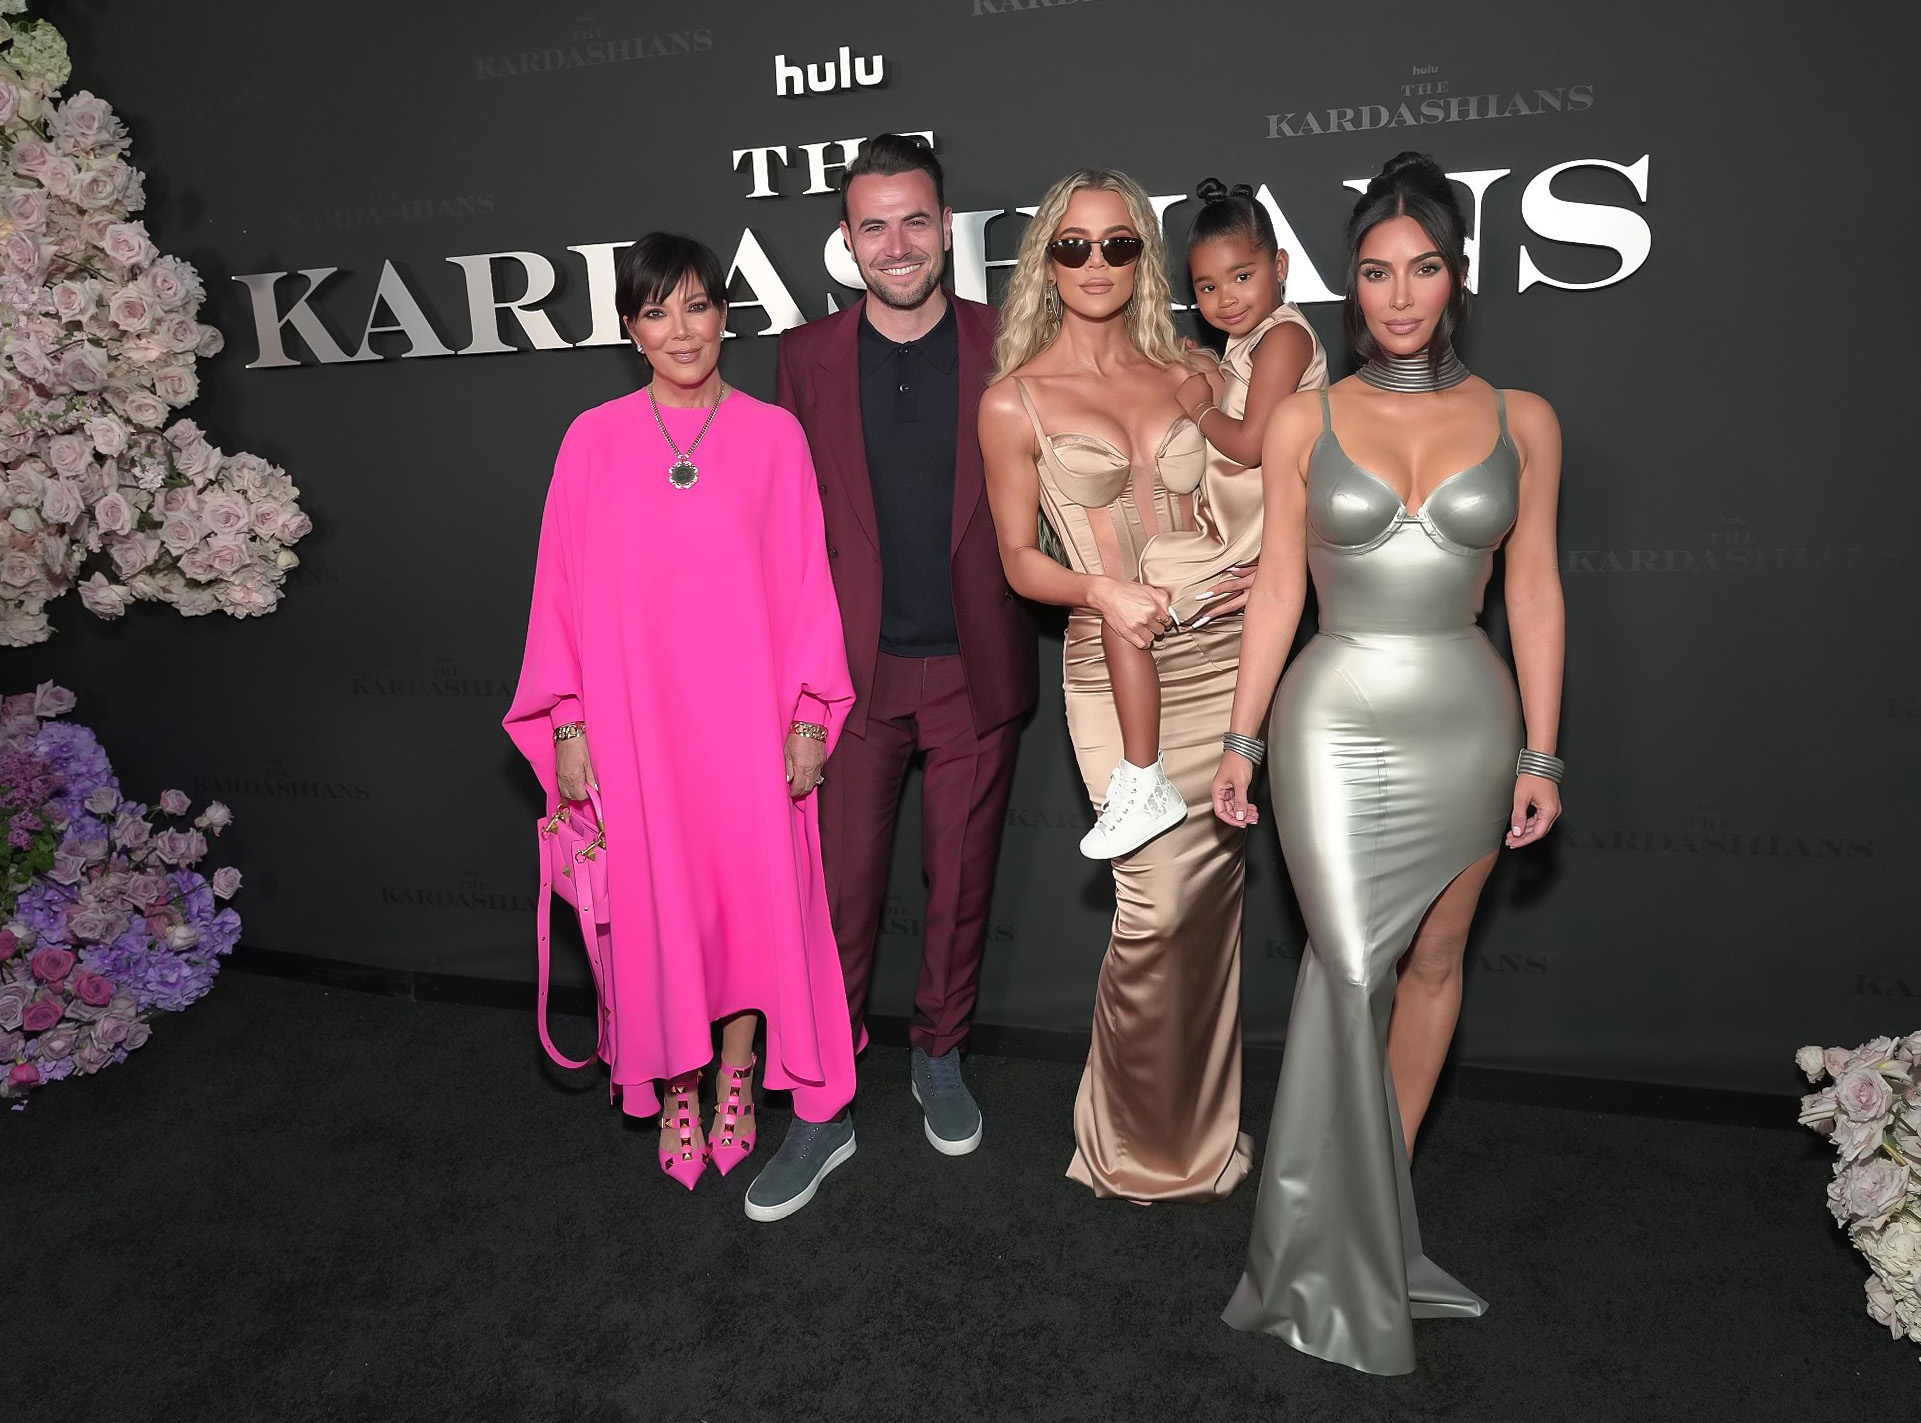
[1222,388,1522,1375]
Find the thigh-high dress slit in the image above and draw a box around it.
[1222,389,1523,1374]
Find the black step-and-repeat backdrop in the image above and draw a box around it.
[12,0,1914,1093]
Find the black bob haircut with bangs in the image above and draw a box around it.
[614,232,729,325]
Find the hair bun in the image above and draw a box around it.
[1380,150,1441,179]
[1228,182,1255,200]
[1195,177,1229,203]
[1370,150,1448,195]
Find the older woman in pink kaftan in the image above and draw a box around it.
[505,387,857,1140]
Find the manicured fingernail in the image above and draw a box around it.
[1235,811,1246,821]
[1194,616,1212,629]
[1511,825,1522,835]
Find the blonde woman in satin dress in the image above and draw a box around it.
[1212,151,1566,1373]
[978,170,1259,1203]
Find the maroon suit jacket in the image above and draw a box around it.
[776,296,1037,740]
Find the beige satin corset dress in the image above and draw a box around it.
[1012,377,1255,1202]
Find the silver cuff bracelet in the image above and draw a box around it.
[1223,731,1267,766]
[1516,749,1564,784]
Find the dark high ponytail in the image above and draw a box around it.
[1188,177,1278,255]
[1341,151,1470,377]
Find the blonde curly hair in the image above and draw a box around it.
[991,169,1184,382]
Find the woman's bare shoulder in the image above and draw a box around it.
[979,375,1031,429]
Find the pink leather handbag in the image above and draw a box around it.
[536,783,612,1070]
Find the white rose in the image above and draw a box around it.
[152,364,197,406]
[77,572,130,618]
[92,491,134,535]
[178,544,217,581]
[108,532,161,578]
[199,490,248,536]
[160,314,200,353]
[157,511,200,557]
[171,438,217,481]
[7,334,54,387]
[0,549,39,586]
[139,258,194,309]
[39,477,83,525]
[45,432,92,478]
[51,93,123,152]
[8,507,42,534]
[72,161,126,211]
[56,343,109,392]
[101,221,155,269]
[49,279,92,323]
[226,453,270,493]
[107,286,154,332]
[122,332,169,365]
[1796,1045,1827,1081]
[194,326,225,358]
[10,138,53,180]
[204,535,247,577]
[80,211,117,250]
[85,414,128,456]
[2,187,47,231]
[39,156,77,200]
[116,388,169,428]
[0,79,16,125]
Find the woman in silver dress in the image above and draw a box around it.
[1210,151,1566,1374]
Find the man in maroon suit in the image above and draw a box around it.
[772,134,1036,1167]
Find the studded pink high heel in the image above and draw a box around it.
[709,1055,758,1177]
[659,1071,710,1190]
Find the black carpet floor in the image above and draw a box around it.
[8,973,1910,1423]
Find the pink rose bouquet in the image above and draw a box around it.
[0,6,310,645]
[1799,1034,1921,1356]
[0,683,242,1102]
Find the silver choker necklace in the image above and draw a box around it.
[1358,349,1470,393]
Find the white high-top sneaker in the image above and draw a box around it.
[1079,755,1187,860]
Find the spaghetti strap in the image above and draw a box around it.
[1317,387,1332,430]
[1012,376,1052,445]
[1495,388,1509,436]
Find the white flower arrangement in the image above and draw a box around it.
[1798,1034,1921,1356]
[0,5,309,645]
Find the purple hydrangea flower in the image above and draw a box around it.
[0,695,242,1102]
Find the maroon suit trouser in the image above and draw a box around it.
[819,652,1020,1057]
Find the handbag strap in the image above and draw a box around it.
[535,824,598,1071]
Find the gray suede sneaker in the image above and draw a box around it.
[743,1112,856,1222]
[910,1046,983,1156]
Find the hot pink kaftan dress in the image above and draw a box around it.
[505,388,857,1122]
